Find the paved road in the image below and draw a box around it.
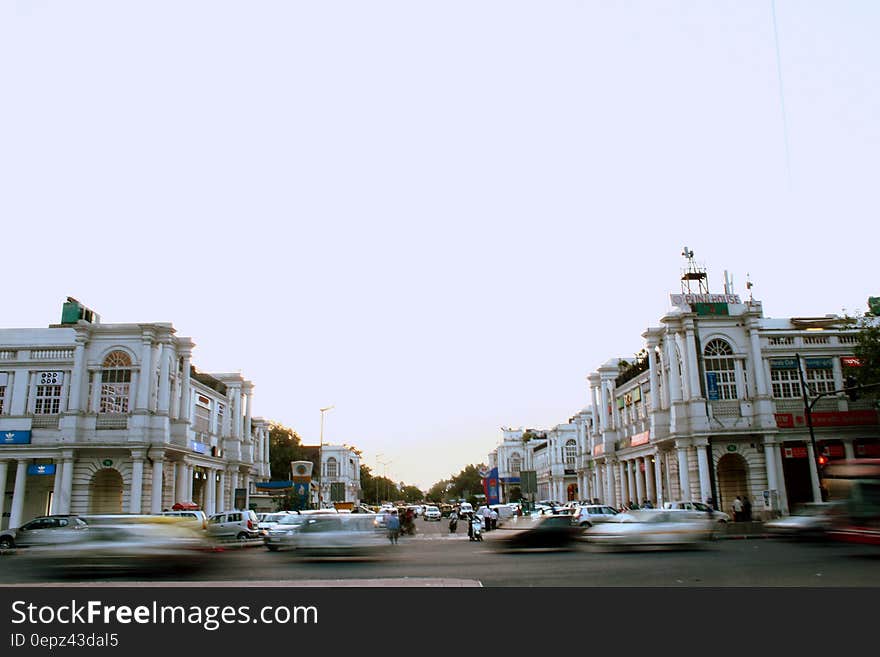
[3,516,880,586]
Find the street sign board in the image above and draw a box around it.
[520,470,537,494]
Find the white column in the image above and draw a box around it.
[175,462,186,504]
[748,320,769,396]
[655,452,665,506]
[136,335,153,411]
[185,464,193,502]
[218,470,227,511]
[59,454,74,514]
[151,452,164,513]
[764,438,779,512]
[130,453,145,514]
[645,455,656,504]
[158,342,171,414]
[89,369,102,413]
[627,461,636,504]
[9,460,28,529]
[617,461,626,505]
[674,333,691,400]
[605,462,616,507]
[170,358,181,421]
[0,461,9,526]
[205,468,216,515]
[684,321,703,400]
[647,340,661,408]
[68,336,87,412]
[178,352,192,422]
[635,458,646,504]
[806,442,822,503]
[244,475,250,509]
[667,337,683,403]
[696,441,712,503]
[677,442,692,501]
[51,460,64,514]
[244,387,253,441]
[150,342,161,412]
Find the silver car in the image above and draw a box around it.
[570,505,619,528]
[583,510,716,548]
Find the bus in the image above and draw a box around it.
[821,459,880,545]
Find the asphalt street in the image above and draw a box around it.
[3,517,880,587]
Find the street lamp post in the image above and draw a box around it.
[318,405,334,509]
[378,457,392,504]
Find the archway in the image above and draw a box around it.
[716,453,748,517]
[89,468,123,513]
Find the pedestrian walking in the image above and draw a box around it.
[732,496,743,522]
[489,508,498,530]
[387,510,400,544]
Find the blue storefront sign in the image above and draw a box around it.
[27,464,56,476]
[190,441,208,455]
[2,431,32,445]
[706,372,719,400]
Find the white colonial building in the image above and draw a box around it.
[492,260,879,518]
[316,444,362,508]
[0,299,271,530]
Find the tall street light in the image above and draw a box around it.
[378,457,392,504]
[375,453,385,505]
[318,405,334,509]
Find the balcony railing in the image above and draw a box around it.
[96,414,128,430]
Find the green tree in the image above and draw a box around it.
[853,314,880,391]
[268,422,305,480]
[400,485,425,503]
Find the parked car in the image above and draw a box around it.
[583,510,716,548]
[0,515,89,550]
[423,505,442,521]
[662,501,730,523]
[764,502,845,539]
[161,510,208,530]
[206,509,260,542]
[570,505,620,528]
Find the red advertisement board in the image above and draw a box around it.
[776,410,879,429]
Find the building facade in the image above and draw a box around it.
[491,268,879,518]
[0,300,270,530]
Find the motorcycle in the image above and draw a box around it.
[469,517,483,542]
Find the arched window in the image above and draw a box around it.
[326,457,338,478]
[509,453,522,476]
[703,339,738,400]
[564,439,577,468]
[100,350,132,413]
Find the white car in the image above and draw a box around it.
[257,512,291,536]
[583,510,716,548]
[570,505,620,527]
[423,506,442,521]
[662,501,730,523]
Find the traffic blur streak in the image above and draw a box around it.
[15,515,219,580]
[268,513,398,562]
[582,510,716,551]
[488,515,583,553]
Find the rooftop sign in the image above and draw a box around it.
[670,293,741,307]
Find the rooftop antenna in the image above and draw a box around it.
[680,246,709,294]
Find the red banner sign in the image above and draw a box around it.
[775,410,879,429]
[783,446,808,459]
[841,357,862,368]
[631,431,650,446]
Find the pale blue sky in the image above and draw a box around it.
[2,1,877,489]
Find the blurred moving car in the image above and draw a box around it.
[285,513,388,559]
[264,513,311,551]
[583,510,715,548]
[161,510,208,530]
[423,505,442,521]
[207,509,260,542]
[0,515,88,550]
[256,512,290,536]
[764,502,844,539]
[491,515,582,551]
[662,501,730,523]
[21,515,214,578]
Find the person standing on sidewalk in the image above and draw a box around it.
[732,496,743,522]
[742,495,752,522]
